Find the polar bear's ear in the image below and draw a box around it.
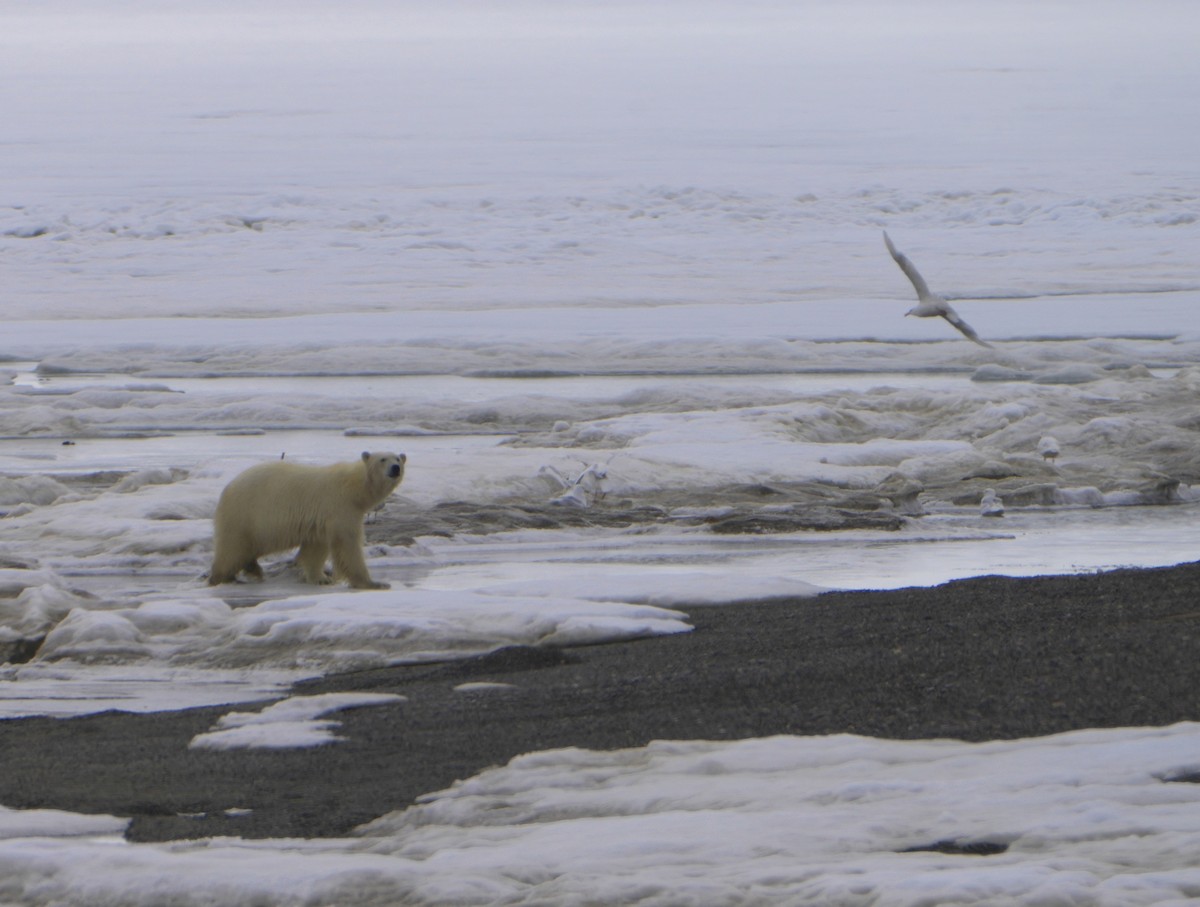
[361,451,371,463]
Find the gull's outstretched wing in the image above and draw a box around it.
[883,231,935,302]
[940,309,993,348]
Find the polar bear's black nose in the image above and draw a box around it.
[388,464,402,478]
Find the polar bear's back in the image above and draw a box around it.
[214,459,363,554]
[222,458,359,499]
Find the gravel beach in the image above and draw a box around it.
[2,561,1199,843]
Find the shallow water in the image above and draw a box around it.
[11,367,982,400]
[397,504,1200,595]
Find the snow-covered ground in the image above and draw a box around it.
[2,0,1200,902]
[4,723,1200,906]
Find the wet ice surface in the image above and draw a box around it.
[3,0,1200,901]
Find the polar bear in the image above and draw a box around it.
[208,451,406,590]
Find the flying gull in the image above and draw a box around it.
[883,231,993,348]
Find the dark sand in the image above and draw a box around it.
[2,561,1199,843]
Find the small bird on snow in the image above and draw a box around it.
[980,488,1004,517]
[883,231,993,348]
[1038,435,1060,462]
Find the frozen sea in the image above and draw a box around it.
[2,1,1200,903]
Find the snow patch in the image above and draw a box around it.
[190,693,405,750]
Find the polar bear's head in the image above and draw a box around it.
[361,450,407,489]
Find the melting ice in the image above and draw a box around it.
[2,0,1200,902]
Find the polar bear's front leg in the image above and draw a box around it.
[296,540,333,585]
[330,528,388,590]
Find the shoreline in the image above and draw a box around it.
[2,561,1199,842]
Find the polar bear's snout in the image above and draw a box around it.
[388,453,406,479]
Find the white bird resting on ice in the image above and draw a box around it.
[1038,435,1061,462]
[543,463,608,508]
[980,488,1004,517]
[883,231,993,348]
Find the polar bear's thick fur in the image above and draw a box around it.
[208,451,406,590]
